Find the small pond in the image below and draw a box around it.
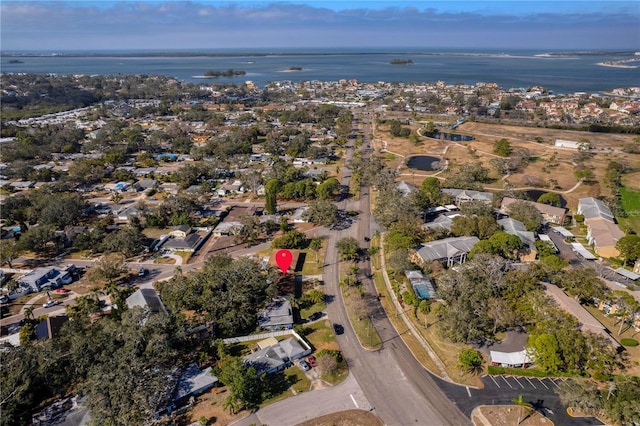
[406,155,441,171]
[425,131,474,142]
[525,189,567,208]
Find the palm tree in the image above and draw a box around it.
[24,305,35,321]
[512,394,533,425]
[309,238,322,263]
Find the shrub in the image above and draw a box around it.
[621,338,639,347]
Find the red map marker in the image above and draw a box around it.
[275,249,293,274]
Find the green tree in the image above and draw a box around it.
[336,237,359,261]
[506,200,543,232]
[89,254,127,285]
[457,348,484,375]
[101,225,148,258]
[616,235,640,266]
[316,177,340,200]
[537,192,561,207]
[215,356,261,413]
[0,240,21,268]
[309,238,322,262]
[272,230,308,249]
[493,138,512,157]
[234,214,262,246]
[304,199,339,227]
[527,333,563,372]
[534,240,557,259]
[488,231,523,259]
[420,177,441,206]
[264,178,279,215]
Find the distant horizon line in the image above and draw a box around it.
[2,48,638,58]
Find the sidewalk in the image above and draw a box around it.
[378,233,452,381]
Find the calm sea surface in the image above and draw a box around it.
[2,50,639,94]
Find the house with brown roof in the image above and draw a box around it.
[501,197,567,225]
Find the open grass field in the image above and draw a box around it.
[375,117,640,213]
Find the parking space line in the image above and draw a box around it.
[525,377,537,389]
[489,376,501,388]
[513,377,525,389]
[537,378,549,389]
[501,376,514,389]
[466,386,472,397]
[550,379,561,389]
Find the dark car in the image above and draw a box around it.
[308,312,323,321]
[333,323,344,335]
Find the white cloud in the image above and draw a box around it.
[0,1,638,50]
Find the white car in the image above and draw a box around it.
[42,300,57,308]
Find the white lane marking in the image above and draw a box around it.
[350,394,359,408]
[490,375,501,388]
[501,376,514,389]
[466,386,472,397]
[513,377,525,389]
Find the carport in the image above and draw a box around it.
[614,268,639,281]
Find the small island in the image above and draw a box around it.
[203,69,246,77]
[8,59,24,64]
[390,59,413,65]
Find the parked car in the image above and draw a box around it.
[307,355,317,368]
[308,311,323,321]
[333,323,344,335]
[299,360,310,371]
[54,288,70,294]
[138,268,149,277]
[42,300,57,308]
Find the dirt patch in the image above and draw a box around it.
[473,405,552,426]
[175,386,248,426]
[295,409,383,426]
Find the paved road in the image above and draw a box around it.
[321,110,470,425]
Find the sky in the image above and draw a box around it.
[1,1,638,51]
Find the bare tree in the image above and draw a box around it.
[317,353,338,375]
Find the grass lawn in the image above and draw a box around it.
[299,300,326,322]
[300,239,327,276]
[619,186,640,234]
[339,263,382,350]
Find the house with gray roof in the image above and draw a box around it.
[172,364,218,405]
[577,197,615,223]
[396,181,418,197]
[126,288,166,315]
[578,197,624,258]
[412,236,479,267]
[424,213,463,232]
[18,267,72,292]
[258,298,294,331]
[243,335,311,376]
[441,188,493,205]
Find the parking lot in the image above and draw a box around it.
[484,375,565,392]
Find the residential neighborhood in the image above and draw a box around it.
[1,71,640,426]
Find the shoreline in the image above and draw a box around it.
[597,62,640,69]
